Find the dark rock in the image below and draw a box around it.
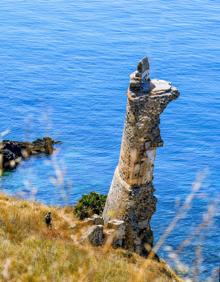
[2,149,16,169]
[3,142,22,157]
[86,225,104,246]
[0,137,59,172]
[137,57,150,75]
[107,219,125,248]
[92,214,104,225]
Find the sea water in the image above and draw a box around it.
[0,0,219,279]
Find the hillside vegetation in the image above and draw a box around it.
[0,194,182,282]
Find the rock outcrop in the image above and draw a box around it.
[103,57,179,256]
[84,225,104,246]
[0,137,59,172]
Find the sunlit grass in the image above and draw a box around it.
[0,194,181,282]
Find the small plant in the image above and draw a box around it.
[74,192,107,220]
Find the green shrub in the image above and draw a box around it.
[74,192,107,220]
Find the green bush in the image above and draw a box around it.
[74,192,107,220]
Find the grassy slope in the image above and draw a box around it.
[0,194,182,282]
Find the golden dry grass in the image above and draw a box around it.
[0,194,182,282]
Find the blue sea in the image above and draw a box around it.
[0,0,219,280]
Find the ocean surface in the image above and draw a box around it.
[0,0,219,280]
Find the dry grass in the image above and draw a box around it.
[0,193,182,282]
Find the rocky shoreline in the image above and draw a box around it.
[0,137,60,171]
